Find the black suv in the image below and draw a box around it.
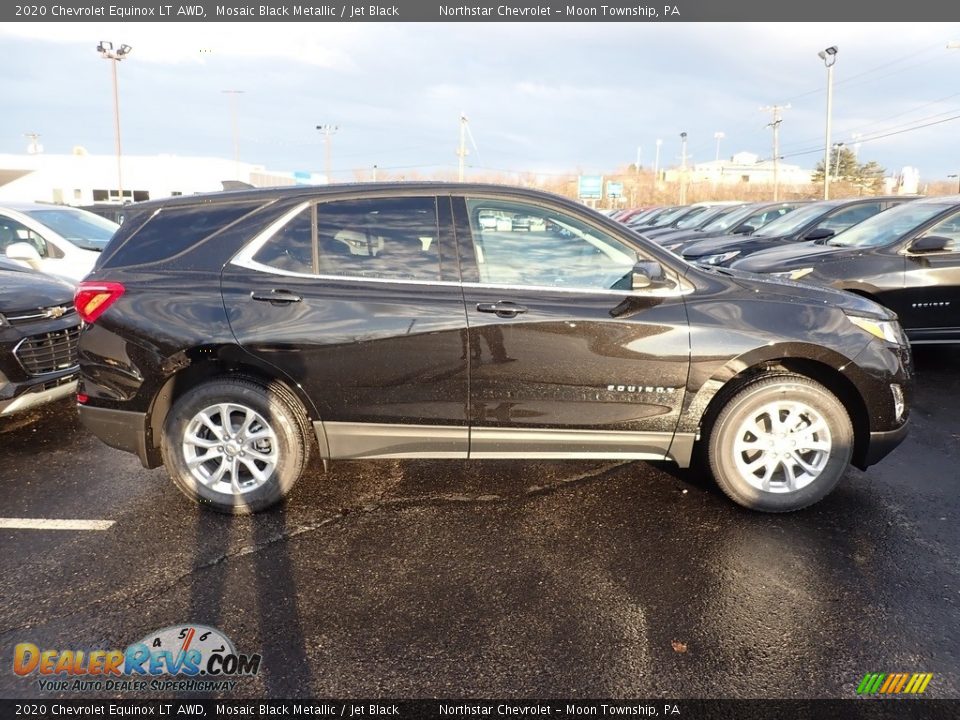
[1,259,80,420]
[733,195,960,344]
[76,184,912,514]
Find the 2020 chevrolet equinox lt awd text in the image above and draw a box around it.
[75,184,912,514]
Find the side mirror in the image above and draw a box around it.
[805,227,835,241]
[6,242,42,270]
[910,235,949,254]
[733,224,755,235]
[631,260,670,290]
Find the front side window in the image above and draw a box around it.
[465,198,638,291]
[0,216,53,258]
[916,210,960,252]
[253,197,441,281]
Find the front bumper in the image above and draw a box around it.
[0,375,77,417]
[859,423,910,468]
[78,404,162,468]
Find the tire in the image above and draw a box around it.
[161,376,310,514]
[707,374,853,512]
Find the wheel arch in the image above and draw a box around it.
[143,344,326,466]
[683,344,871,468]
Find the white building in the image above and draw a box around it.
[0,149,326,206]
[667,152,813,187]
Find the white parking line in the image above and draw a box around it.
[0,518,115,531]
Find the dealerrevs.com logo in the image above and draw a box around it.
[13,624,261,693]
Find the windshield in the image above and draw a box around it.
[827,202,953,248]
[25,207,119,251]
[675,205,731,230]
[700,204,757,232]
[752,202,830,238]
[656,205,703,226]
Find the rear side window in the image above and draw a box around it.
[251,197,441,281]
[102,202,263,267]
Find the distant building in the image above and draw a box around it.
[0,150,326,206]
[666,152,813,186]
[883,166,920,195]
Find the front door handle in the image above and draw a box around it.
[476,301,528,318]
[251,289,302,304]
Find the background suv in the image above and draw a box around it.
[76,184,911,514]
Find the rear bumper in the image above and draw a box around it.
[78,404,162,469]
[856,422,910,469]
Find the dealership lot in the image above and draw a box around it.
[1,346,957,699]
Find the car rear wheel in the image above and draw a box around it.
[708,374,853,512]
[161,377,309,514]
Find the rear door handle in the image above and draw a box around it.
[251,289,302,304]
[476,301,528,318]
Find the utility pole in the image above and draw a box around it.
[635,145,642,172]
[457,113,469,182]
[679,132,689,204]
[761,104,789,201]
[222,90,244,180]
[316,124,338,183]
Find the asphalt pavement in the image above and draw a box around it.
[1,347,957,699]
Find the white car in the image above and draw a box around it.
[0,203,119,283]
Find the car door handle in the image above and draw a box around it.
[251,289,302,304]
[476,301,528,318]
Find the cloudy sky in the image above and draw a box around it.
[3,22,960,181]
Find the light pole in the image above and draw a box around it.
[316,124,338,183]
[949,174,960,193]
[653,138,663,183]
[832,142,845,183]
[713,131,725,162]
[818,45,838,200]
[679,132,689,204]
[96,41,132,202]
[222,90,245,180]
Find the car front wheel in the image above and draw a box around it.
[708,374,854,512]
[161,377,310,514]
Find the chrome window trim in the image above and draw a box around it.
[229,198,692,297]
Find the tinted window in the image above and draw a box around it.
[465,198,637,291]
[106,202,263,266]
[253,197,441,281]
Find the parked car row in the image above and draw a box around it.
[618,194,959,344]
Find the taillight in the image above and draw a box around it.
[77,393,89,404]
[75,282,125,324]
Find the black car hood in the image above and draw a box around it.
[695,264,895,320]
[681,232,791,258]
[0,265,75,311]
[731,240,853,272]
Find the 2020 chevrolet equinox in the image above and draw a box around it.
[75,184,912,514]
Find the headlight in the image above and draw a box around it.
[847,315,903,344]
[770,267,814,281]
[694,250,740,266]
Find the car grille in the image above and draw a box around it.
[5,303,77,325]
[14,326,81,376]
